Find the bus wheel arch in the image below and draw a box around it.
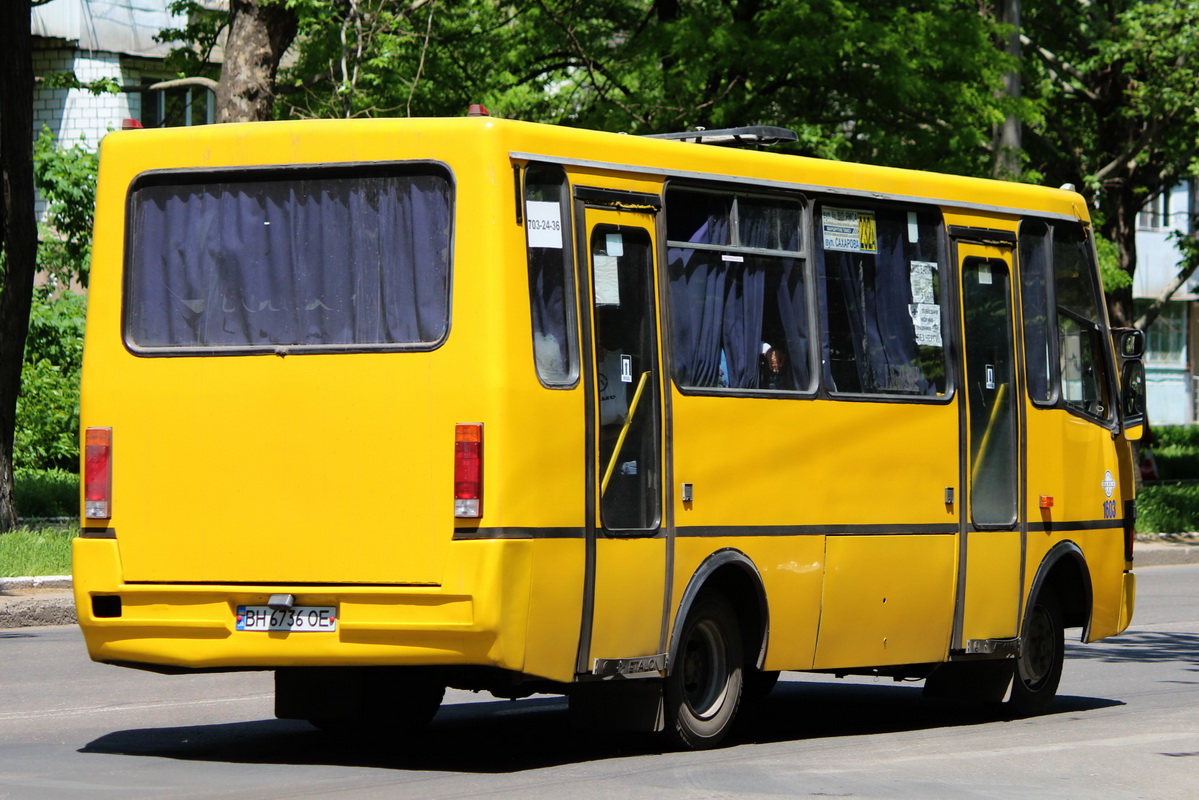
[669,549,770,676]
[664,549,769,748]
[1009,542,1091,716]
[1027,541,1092,639]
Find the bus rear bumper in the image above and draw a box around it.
[72,538,507,672]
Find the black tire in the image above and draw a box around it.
[1008,588,1064,717]
[665,593,743,749]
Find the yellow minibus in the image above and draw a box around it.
[75,114,1145,749]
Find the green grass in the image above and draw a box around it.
[14,468,78,518]
[0,525,74,577]
[1137,425,1199,533]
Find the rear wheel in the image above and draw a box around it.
[1008,589,1064,717]
[664,593,743,749]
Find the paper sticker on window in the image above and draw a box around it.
[822,208,877,253]
[594,255,620,306]
[606,233,624,257]
[526,201,563,249]
[910,261,937,304]
[909,303,943,347]
[620,354,633,383]
[978,263,992,285]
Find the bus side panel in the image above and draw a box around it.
[1023,407,1127,641]
[813,534,957,669]
[669,394,958,672]
[671,535,825,672]
[523,539,586,682]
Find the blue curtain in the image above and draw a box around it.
[818,206,940,395]
[128,173,452,350]
[668,216,731,386]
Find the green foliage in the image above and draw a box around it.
[13,469,78,519]
[1095,235,1132,293]
[1139,425,1199,532]
[1021,0,1199,316]
[19,130,95,475]
[0,525,75,578]
[267,0,1015,176]
[40,72,121,95]
[32,128,98,287]
[157,0,227,82]
[1150,424,1199,450]
[1147,424,1199,480]
[1136,482,1199,534]
[15,290,86,472]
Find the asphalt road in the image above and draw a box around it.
[2,565,1197,800]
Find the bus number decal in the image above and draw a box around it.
[1103,500,1118,519]
[526,200,564,249]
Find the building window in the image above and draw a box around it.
[141,84,213,128]
[1137,300,1188,367]
[1138,190,1170,230]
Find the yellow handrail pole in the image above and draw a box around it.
[970,382,1009,486]
[601,371,651,496]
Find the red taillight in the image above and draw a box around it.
[454,423,483,518]
[84,427,112,519]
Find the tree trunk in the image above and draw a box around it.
[1104,185,1139,328]
[0,0,37,531]
[993,0,1022,180]
[215,0,299,123]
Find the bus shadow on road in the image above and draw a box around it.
[78,679,1124,773]
[1065,631,1199,670]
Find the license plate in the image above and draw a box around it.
[236,605,337,632]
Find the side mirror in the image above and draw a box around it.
[1115,328,1145,359]
[1119,360,1146,441]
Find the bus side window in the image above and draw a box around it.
[664,188,811,393]
[1018,220,1112,420]
[817,204,948,397]
[524,163,577,386]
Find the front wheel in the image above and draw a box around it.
[1008,588,1064,717]
[664,593,743,749]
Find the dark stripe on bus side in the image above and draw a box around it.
[1026,518,1122,533]
[454,520,1117,540]
[453,527,586,540]
[677,523,959,537]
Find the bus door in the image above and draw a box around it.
[953,240,1024,653]
[572,188,669,677]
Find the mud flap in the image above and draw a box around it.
[568,679,665,732]
[923,660,1014,703]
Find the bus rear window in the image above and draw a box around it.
[125,167,452,353]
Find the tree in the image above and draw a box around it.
[0,0,37,531]
[157,0,299,123]
[12,131,97,476]
[272,1,1014,178]
[1020,0,1199,328]
[215,0,300,122]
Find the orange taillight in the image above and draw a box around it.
[84,427,112,519]
[454,423,483,518]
